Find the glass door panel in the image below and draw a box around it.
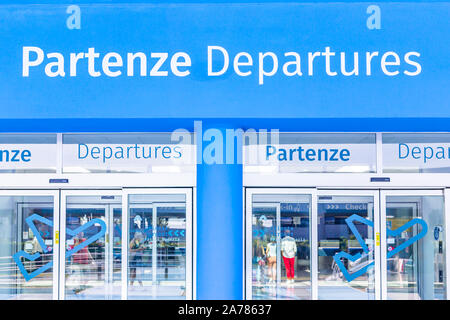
[381,191,446,300]
[127,203,153,297]
[247,188,449,301]
[0,188,193,300]
[61,192,122,300]
[251,201,278,299]
[111,206,122,296]
[156,204,187,298]
[317,192,377,300]
[125,189,192,300]
[247,191,312,300]
[0,191,58,300]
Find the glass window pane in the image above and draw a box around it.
[318,195,375,300]
[386,195,445,300]
[0,196,54,299]
[251,194,311,300]
[112,207,122,294]
[64,195,122,300]
[128,194,187,299]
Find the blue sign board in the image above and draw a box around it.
[0,2,448,119]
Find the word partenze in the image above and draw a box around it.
[22,46,422,85]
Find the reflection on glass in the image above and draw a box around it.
[0,196,54,299]
[64,195,122,300]
[112,208,122,294]
[251,194,311,300]
[318,196,375,300]
[386,196,446,300]
[127,194,186,299]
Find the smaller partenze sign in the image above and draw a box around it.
[244,143,376,173]
[0,144,56,170]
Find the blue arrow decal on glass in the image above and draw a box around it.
[65,218,107,258]
[14,215,106,281]
[12,251,53,282]
[334,214,428,282]
[333,251,374,282]
[25,214,53,254]
[386,218,427,258]
[344,214,374,254]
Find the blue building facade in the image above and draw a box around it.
[0,1,448,300]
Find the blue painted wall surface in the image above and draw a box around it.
[196,125,243,299]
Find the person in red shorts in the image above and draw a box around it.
[281,229,297,284]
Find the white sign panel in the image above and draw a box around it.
[383,142,450,171]
[0,144,57,170]
[244,143,376,173]
[63,143,195,173]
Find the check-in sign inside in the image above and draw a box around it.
[244,144,376,173]
[0,144,57,169]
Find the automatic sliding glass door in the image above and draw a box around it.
[0,188,193,300]
[60,190,122,300]
[123,188,192,300]
[246,189,314,300]
[316,190,380,300]
[246,189,380,300]
[0,190,59,300]
[246,188,448,300]
[380,190,446,300]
